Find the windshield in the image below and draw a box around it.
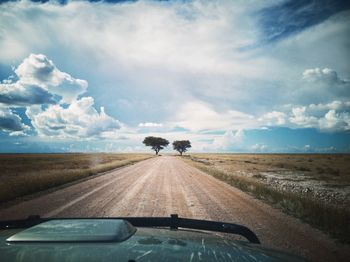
[0,1,349,262]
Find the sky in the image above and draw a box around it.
[0,0,349,153]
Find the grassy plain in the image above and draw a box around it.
[182,154,350,243]
[0,153,152,204]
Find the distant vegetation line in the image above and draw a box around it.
[182,154,350,244]
[0,154,153,204]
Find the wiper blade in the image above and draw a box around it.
[124,214,260,244]
[0,214,260,244]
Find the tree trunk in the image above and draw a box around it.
[180,152,183,156]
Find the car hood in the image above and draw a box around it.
[0,226,306,262]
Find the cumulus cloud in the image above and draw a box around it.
[257,100,350,132]
[302,68,348,85]
[258,111,286,125]
[319,110,350,131]
[138,122,163,128]
[26,97,121,138]
[173,99,350,133]
[288,102,350,132]
[0,106,29,135]
[0,53,87,105]
[14,54,88,104]
[293,68,350,104]
[212,129,245,150]
[289,106,319,127]
[0,53,121,138]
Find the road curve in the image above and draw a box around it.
[0,156,349,261]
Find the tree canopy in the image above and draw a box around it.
[172,140,191,155]
[143,136,169,155]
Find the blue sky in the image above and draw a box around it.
[0,0,349,153]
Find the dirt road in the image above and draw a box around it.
[0,156,349,261]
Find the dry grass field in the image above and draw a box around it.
[183,154,350,243]
[0,153,152,204]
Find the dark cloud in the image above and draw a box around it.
[0,83,56,105]
[257,0,350,43]
[0,107,28,132]
[0,117,23,131]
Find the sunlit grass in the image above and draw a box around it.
[0,153,153,204]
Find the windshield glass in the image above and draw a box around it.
[0,1,349,262]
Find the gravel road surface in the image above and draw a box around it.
[0,156,349,261]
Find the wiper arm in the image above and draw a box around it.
[122,214,260,244]
[0,214,260,244]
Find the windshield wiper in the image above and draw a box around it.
[0,214,260,244]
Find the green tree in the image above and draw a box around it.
[143,136,169,155]
[172,140,191,155]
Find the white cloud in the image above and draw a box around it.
[172,99,350,133]
[174,101,255,131]
[26,97,121,138]
[138,122,163,128]
[251,143,267,152]
[0,0,310,114]
[289,106,319,127]
[0,53,87,105]
[0,1,262,76]
[0,0,349,152]
[258,111,286,125]
[257,100,350,132]
[302,68,348,85]
[0,1,348,119]
[288,103,350,132]
[308,100,347,112]
[15,54,88,104]
[319,110,350,132]
[304,144,311,151]
[212,129,245,150]
[291,67,350,105]
[0,53,122,139]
